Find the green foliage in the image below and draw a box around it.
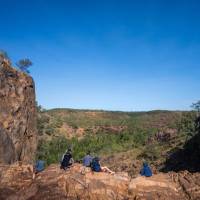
[45,125,55,135]
[192,100,200,113]
[51,117,63,128]
[179,112,197,137]
[37,130,148,165]
[138,144,160,162]
[36,108,191,167]
[16,58,32,74]
[37,114,50,135]
[37,136,70,165]
[196,116,200,134]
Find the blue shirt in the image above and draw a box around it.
[83,155,93,167]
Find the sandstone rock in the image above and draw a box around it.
[1,163,198,200]
[0,128,15,163]
[128,173,183,200]
[0,62,37,164]
[169,171,200,200]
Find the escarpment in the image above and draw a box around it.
[0,60,37,164]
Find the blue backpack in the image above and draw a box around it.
[91,157,101,172]
[35,160,45,173]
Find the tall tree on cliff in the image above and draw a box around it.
[16,58,33,74]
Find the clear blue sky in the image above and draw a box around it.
[0,0,200,111]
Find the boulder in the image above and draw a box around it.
[0,61,37,164]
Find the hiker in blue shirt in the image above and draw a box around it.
[91,157,115,175]
[140,162,152,177]
[83,151,93,167]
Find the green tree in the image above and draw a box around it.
[16,58,32,73]
[192,100,200,113]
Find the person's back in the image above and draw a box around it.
[140,162,152,177]
[83,154,93,167]
[61,149,73,170]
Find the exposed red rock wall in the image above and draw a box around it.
[0,60,37,164]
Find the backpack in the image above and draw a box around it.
[35,160,45,173]
[91,158,101,172]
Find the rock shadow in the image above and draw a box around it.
[161,122,200,173]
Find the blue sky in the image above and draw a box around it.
[0,0,200,111]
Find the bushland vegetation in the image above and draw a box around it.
[37,130,148,165]
[36,101,200,169]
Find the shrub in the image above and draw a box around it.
[138,144,160,162]
[36,130,149,165]
[179,112,196,137]
[51,118,63,128]
[45,126,55,135]
[37,136,70,165]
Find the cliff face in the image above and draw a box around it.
[0,60,37,164]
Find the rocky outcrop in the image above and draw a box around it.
[1,163,199,200]
[0,128,15,163]
[169,171,200,200]
[0,60,37,164]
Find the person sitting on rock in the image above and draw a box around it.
[60,148,74,170]
[83,151,93,167]
[140,162,152,177]
[91,157,115,175]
